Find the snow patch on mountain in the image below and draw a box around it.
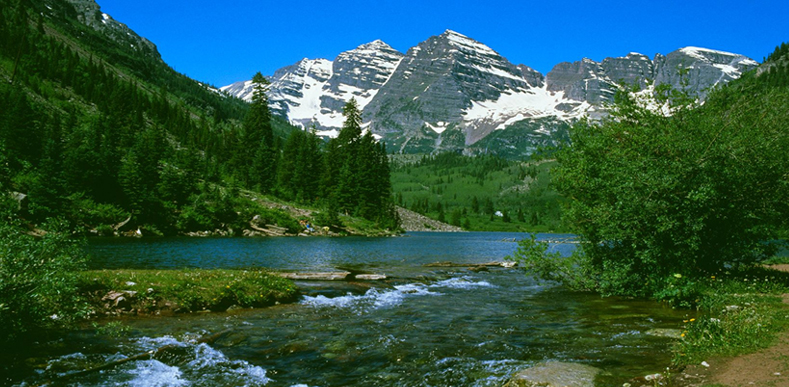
[222,40,404,130]
[276,58,334,128]
[463,87,590,131]
[444,30,498,57]
[425,121,450,134]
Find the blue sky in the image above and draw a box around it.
[98,0,788,87]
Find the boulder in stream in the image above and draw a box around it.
[504,361,601,387]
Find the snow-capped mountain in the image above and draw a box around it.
[221,30,758,156]
[221,40,404,136]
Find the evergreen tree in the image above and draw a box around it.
[238,72,276,192]
[323,98,363,209]
[321,99,398,228]
[26,118,66,221]
[278,129,323,202]
[450,208,462,227]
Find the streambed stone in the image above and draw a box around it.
[276,272,351,281]
[354,274,387,280]
[645,328,683,339]
[504,361,600,387]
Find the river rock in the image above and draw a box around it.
[276,272,351,281]
[645,328,683,339]
[354,274,387,280]
[504,362,601,387]
[101,290,137,309]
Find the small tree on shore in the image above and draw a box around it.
[514,78,789,301]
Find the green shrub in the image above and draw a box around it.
[252,207,301,234]
[552,83,789,298]
[65,193,129,229]
[507,235,594,291]
[0,220,89,343]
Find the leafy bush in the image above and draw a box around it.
[0,220,89,342]
[65,193,129,229]
[248,207,302,234]
[176,188,239,233]
[508,235,593,291]
[552,82,789,298]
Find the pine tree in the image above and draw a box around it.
[323,98,363,210]
[278,129,323,202]
[320,98,398,228]
[26,117,66,221]
[238,72,276,192]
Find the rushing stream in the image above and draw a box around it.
[7,232,689,386]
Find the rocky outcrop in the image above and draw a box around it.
[653,47,758,99]
[396,207,463,232]
[365,30,547,150]
[63,0,159,59]
[275,272,387,281]
[544,47,757,105]
[546,58,616,103]
[602,52,654,88]
[321,40,404,112]
[504,362,601,387]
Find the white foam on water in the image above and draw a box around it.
[431,277,495,289]
[135,335,187,351]
[86,336,272,387]
[300,282,441,311]
[126,360,188,387]
[300,276,495,312]
[186,343,271,385]
[429,357,528,387]
[300,293,360,308]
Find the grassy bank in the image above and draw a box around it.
[672,265,789,365]
[77,269,300,316]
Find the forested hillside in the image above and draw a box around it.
[391,152,564,232]
[0,0,398,235]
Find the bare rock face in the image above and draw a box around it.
[322,40,405,113]
[364,30,542,150]
[653,47,759,99]
[546,58,616,103]
[63,0,159,59]
[602,52,654,89]
[396,207,463,232]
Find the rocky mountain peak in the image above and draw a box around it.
[223,31,758,157]
[355,39,396,52]
[64,0,158,58]
[653,46,759,99]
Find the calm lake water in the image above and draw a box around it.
[8,232,688,387]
